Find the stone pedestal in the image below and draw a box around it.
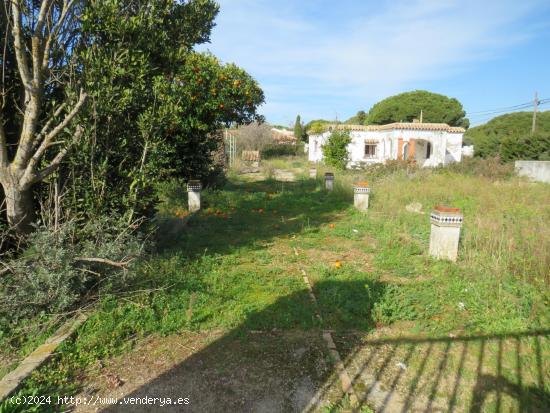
[187,180,202,213]
[309,168,317,178]
[353,182,370,211]
[429,206,463,261]
[324,172,334,191]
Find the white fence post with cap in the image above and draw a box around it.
[187,180,202,213]
[324,172,334,191]
[353,182,370,211]
[429,206,463,261]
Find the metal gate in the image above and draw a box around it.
[224,129,237,167]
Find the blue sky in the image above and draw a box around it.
[198,0,550,126]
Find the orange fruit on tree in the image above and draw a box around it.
[329,223,335,229]
[258,208,264,214]
[334,260,342,269]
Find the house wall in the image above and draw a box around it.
[308,128,464,168]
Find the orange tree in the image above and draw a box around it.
[148,52,264,186]
[60,0,263,222]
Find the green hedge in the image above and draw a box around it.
[261,143,303,158]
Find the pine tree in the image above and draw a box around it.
[294,115,304,141]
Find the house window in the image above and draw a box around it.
[364,143,377,158]
[426,142,432,159]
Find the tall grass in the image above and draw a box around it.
[310,161,550,285]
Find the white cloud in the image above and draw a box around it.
[199,0,548,122]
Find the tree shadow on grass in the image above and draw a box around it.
[99,278,549,413]
[154,177,353,259]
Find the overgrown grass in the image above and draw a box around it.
[2,158,548,412]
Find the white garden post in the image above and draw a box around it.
[187,180,202,213]
[309,168,317,178]
[353,182,370,211]
[324,172,334,191]
[429,206,463,262]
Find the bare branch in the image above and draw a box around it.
[22,91,86,183]
[9,0,32,90]
[42,0,77,71]
[37,102,67,139]
[28,125,83,185]
[43,91,87,143]
[0,116,7,167]
[34,0,55,36]
[75,257,133,269]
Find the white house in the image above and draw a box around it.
[308,122,466,168]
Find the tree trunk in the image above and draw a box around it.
[2,180,36,234]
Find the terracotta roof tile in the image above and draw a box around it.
[327,123,465,133]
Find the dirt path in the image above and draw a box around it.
[272,169,297,182]
[74,330,342,412]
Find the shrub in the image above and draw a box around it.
[465,111,550,162]
[499,133,550,162]
[0,217,145,327]
[322,129,352,170]
[262,144,303,158]
[440,157,515,180]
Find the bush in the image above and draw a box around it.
[499,133,550,162]
[440,157,515,180]
[261,144,303,158]
[465,112,550,160]
[0,217,145,326]
[322,129,352,170]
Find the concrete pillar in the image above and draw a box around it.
[397,138,404,160]
[309,168,317,178]
[187,180,202,213]
[353,182,370,211]
[324,172,334,191]
[429,206,463,261]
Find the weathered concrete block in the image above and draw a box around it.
[309,168,317,178]
[353,182,370,211]
[429,206,463,261]
[187,180,202,213]
[325,172,334,191]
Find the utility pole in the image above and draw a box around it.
[420,110,423,123]
[532,91,538,134]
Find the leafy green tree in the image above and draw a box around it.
[65,0,263,220]
[345,110,367,125]
[305,119,331,135]
[465,111,550,159]
[367,90,469,127]
[500,133,550,161]
[150,52,264,182]
[322,129,351,170]
[0,0,264,232]
[294,115,306,142]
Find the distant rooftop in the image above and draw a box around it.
[326,122,465,133]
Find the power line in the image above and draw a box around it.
[467,100,549,121]
[466,101,534,115]
[466,97,549,119]
[468,101,550,125]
